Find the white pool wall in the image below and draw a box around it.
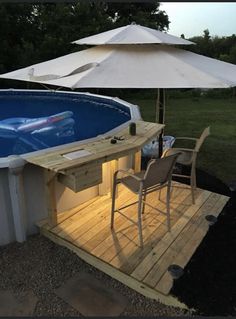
[0,90,141,245]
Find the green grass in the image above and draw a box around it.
[125,95,236,185]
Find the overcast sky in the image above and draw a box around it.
[160,2,236,38]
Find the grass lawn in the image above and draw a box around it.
[125,94,236,185]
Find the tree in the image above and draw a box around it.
[106,1,169,31]
[229,44,236,64]
[0,4,40,72]
[0,1,169,78]
[188,29,214,57]
[188,30,236,64]
[203,29,210,42]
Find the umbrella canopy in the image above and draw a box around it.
[2,44,236,89]
[2,23,236,156]
[72,24,194,46]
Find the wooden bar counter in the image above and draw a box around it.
[26,120,164,225]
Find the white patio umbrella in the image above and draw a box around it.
[1,24,236,153]
[2,44,236,89]
[72,23,194,45]
[71,23,194,132]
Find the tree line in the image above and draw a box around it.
[186,29,236,64]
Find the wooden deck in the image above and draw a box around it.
[38,182,229,308]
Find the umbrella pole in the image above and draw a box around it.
[156,88,165,157]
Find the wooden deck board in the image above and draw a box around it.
[155,195,229,295]
[109,188,191,273]
[142,192,219,289]
[131,188,211,283]
[38,183,229,305]
[119,190,199,275]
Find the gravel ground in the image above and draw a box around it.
[0,234,191,317]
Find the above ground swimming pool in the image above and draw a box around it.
[0,89,140,158]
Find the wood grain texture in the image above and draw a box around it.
[26,121,164,173]
[38,183,229,298]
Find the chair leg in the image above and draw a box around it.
[142,191,147,214]
[111,177,117,229]
[138,190,144,247]
[166,182,171,231]
[193,166,197,189]
[190,165,196,204]
[159,183,174,201]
